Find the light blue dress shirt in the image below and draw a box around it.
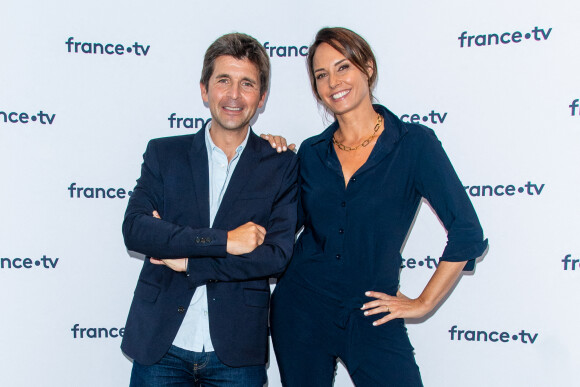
[173,122,249,352]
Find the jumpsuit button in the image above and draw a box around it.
[339,229,344,234]
[336,254,341,260]
[177,306,185,313]
[341,202,346,207]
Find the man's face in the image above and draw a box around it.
[201,55,266,133]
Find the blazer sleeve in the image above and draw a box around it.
[185,154,299,287]
[122,139,228,259]
[414,129,488,271]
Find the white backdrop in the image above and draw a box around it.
[1,0,579,386]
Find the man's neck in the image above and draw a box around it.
[209,124,249,161]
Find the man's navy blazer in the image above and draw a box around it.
[121,128,298,367]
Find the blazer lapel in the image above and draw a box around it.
[188,130,210,227]
[212,131,261,228]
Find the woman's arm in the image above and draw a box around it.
[363,128,487,326]
[361,260,464,326]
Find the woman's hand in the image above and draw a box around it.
[361,260,465,326]
[260,133,296,153]
[361,290,432,326]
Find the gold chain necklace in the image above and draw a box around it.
[332,114,382,152]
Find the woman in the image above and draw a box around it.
[268,27,488,386]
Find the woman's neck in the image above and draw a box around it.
[334,102,381,144]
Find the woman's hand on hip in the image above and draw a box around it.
[361,290,432,326]
[362,261,465,326]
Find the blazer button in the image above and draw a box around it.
[195,237,201,243]
[177,306,185,313]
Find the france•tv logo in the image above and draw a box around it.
[71,324,125,339]
[1,110,55,125]
[0,255,59,270]
[562,254,579,271]
[457,26,552,48]
[67,183,132,199]
[570,99,579,116]
[65,37,150,56]
[262,42,308,58]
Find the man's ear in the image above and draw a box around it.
[200,82,209,103]
[258,92,267,109]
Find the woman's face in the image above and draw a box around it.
[312,42,372,116]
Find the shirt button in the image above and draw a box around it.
[338,228,344,234]
[341,201,346,207]
[177,306,185,313]
[336,254,341,260]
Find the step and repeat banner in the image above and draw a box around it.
[1,0,578,385]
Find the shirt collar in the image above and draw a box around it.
[204,121,250,158]
[309,104,408,149]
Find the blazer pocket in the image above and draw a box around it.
[134,280,161,303]
[243,288,270,308]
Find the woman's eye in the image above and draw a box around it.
[316,73,326,80]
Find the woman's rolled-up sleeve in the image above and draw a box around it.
[414,127,488,271]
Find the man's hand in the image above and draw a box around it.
[150,257,187,272]
[226,222,267,255]
[149,210,188,272]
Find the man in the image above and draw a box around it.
[121,33,298,386]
